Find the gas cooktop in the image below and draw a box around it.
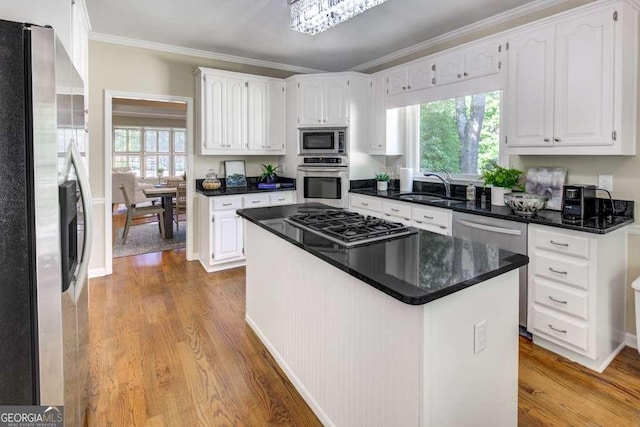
[285,208,418,247]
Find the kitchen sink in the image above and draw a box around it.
[396,192,466,204]
[398,194,446,203]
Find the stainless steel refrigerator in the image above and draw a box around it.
[0,20,93,426]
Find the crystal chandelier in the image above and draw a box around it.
[289,0,389,35]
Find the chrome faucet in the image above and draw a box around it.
[423,172,452,198]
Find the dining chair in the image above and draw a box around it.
[119,184,165,244]
[173,183,187,232]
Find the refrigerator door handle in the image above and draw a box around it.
[64,142,93,302]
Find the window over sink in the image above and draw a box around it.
[412,90,503,178]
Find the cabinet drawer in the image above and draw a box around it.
[533,278,588,320]
[212,196,242,211]
[412,220,450,236]
[411,206,450,228]
[351,195,382,212]
[244,193,270,208]
[534,251,589,290]
[382,201,411,221]
[532,306,588,352]
[269,191,294,206]
[534,228,590,259]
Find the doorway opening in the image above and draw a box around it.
[104,92,194,269]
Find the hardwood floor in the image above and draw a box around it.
[88,250,640,426]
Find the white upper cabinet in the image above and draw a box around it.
[297,77,349,127]
[387,69,409,96]
[266,81,286,153]
[554,10,614,146]
[200,73,226,153]
[247,79,267,150]
[507,26,555,148]
[298,80,324,126]
[71,0,90,85]
[369,74,402,155]
[434,41,501,86]
[505,3,637,155]
[434,51,465,86]
[386,59,434,96]
[196,69,287,155]
[324,78,350,126]
[226,78,248,150]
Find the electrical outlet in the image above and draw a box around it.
[598,175,613,192]
[474,320,487,354]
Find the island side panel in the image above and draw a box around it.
[245,222,423,427]
[421,269,519,427]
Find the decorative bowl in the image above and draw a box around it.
[504,193,547,216]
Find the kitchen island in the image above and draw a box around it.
[238,204,528,427]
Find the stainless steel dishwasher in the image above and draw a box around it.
[452,212,529,335]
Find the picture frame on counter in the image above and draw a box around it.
[224,160,247,187]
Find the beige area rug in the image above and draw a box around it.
[113,221,185,258]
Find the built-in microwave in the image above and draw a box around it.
[299,128,346,155]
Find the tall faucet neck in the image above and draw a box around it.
[423,173,452,197]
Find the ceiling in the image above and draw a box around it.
[113,98,187,119]
[86,0,536,72]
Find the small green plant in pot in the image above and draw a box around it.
[259,163,280,184]
[376,172,390,192]
[481,161,524,206]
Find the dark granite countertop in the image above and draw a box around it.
[196,177,296,197]
[349,188,634,234]
[238,203,529,306]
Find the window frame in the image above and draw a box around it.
[405,89,509,183]
[401,79,508,184]
[112,126,186,178]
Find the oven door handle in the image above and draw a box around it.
[297,167,347,172]
[455,219,522,236]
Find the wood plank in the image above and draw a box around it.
[88,248,640,426]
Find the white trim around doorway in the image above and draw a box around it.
[104,90,195,276]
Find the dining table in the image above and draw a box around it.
[143,187,177,239]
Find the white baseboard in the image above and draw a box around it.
[626,333,638,349]
[245,315,335,427]
[89,268,108,278]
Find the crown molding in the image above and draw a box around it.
[349,0,570,72]
[88,32,326,74]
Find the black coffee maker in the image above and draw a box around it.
[561,185,597,221]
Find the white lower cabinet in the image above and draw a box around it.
[212,210,244,261]
[198,191,296,272]
[349,194,452,235]
[527,224,627,372]
[411,205,452,236]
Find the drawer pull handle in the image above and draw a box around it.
[361,203,369,206]
[550,240,569,247]
[548,296,568,305]
[222,203,233,206]
[548,267,568,275]
[424,215,434,220]
[278,198,285,201]
[391,208,400,212]
[415,220,423,224]
[252,200,261,204]
[548,324,567,334]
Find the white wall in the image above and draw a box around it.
[88,40,295,274]
[1,0,72,55]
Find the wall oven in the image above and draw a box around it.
[299,127,346,155]
[297,157,349,208]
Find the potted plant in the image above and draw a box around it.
[376,172,390,191]
[259,163,280,184]
[481,161,524,206]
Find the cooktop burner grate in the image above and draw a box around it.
[286,208,418,247]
